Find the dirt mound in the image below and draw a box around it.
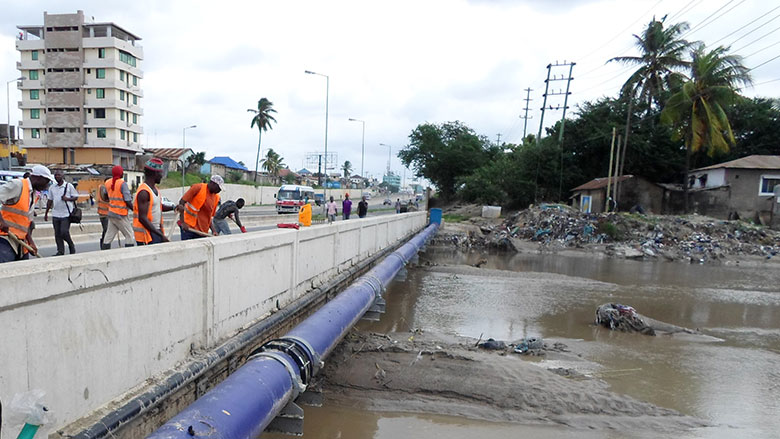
[321,331,708,432]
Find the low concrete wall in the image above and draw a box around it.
[0,211,427,438]
[160,184,367,206]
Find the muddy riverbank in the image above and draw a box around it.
[322,329,708,433]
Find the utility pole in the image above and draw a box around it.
[534,61,576,203]
[520,87,533,139]
[495,133,502,147]
[605,127,616,213]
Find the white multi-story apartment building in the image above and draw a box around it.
[16,10,143,168]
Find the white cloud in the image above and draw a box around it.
[2,0,778,180]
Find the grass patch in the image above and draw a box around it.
[443,213,469,223]
[597,221,622,240]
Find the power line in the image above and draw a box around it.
[749,52,780,71]
[668,0,701,21]
[744,39,780,59]
[728,12,780,47]
[685,0,747,37]
[711,5,780,45]
[578,0,665,63]
[733,23,780,53]
[680,0,736,39]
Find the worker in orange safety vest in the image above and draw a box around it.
[176,175,223,240]
[0,165,56,262]
[133,158,174,245]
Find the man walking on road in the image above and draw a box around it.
[97,183,109,248]
[395,198,401,214]
[133,158,173,245]
[177,175,223,240]
[326,196,337,224]
[101,165,135,249]
[358,195,368,218]
[0,165,55,263]
[45,169,79,255]
[213,198,246,235]
[342,193,352,220]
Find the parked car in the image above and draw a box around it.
[314,193,325,206]
[161,196,176,210]
[383,198,392,206]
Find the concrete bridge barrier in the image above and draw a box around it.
[0,211,427,438]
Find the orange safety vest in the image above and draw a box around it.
[1,178,33,241]
[133,182,164,244]
[105,178,129,216]
[97,185,109,216]
[183,183,219,230]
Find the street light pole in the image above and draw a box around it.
[182,125,196,189]
[305,70,328,190]
[6,76,24,145]
[379,143,391,176]
[348,117,365,179]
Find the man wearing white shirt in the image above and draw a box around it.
[45,170,79,255]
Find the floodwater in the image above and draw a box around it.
[266,250,780,439]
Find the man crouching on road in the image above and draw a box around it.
[134,158,174,245]
[0,165,56,263]
[176,175,223,240]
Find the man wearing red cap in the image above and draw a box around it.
[133,158,173,245]
[101,165,135,249]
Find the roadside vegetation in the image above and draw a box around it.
[399,17,768,212]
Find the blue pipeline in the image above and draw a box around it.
[147,222,438,439]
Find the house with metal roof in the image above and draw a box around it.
[144,148,193,172]
[683,155,780,223]
[571,175,663,214]
[200,156,249,180]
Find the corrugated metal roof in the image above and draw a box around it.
[571,175,633,191]
[693,155,780,171]
[208,156,248,171]
[145,148,192,160]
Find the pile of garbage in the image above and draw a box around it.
[595,303,655,336]
[440,204,780,263]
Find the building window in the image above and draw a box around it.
[759,175,780,195]
[30,109,40,119]
[133,75,137,86]
[120,90,125,101]
[119,50,137,67]
[120,130,125,140]
[31,50,38,61]
[133,132,138,142]
[30,89,39,100]
[120,110,125,121]
[97,128,106,138]
[120,70,125,81]
[96,88,105,99]
[133,94,137,105]
[29,70,38,80]
[132,113,137,124]
[98,48,105,59]
[95,108,106,119]
[31,128,40,138]
[96,68,105,79]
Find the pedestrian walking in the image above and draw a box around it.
[0,165,55,263]
[342,193,352,220]
[97,184,109,248]
[395,198,401,214]
[326,196,337,224]
[177,175,223,240]
[358,196,368,218]
[213,198,246,235]
[45,169,79,255]
[133,158,173,245]
[101,166,135,249]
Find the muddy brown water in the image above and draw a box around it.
[265,249,780,439]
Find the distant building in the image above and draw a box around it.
[201,156,248,178]
[571,175,663,214]
[144,148,193,172]
[382,172,401,188]
[665,155,780,224]
[16,10,144,169]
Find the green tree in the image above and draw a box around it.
[186,151,206,173]
[261,148,285,184]
[661,44,752,211]
[609,16,693,183]
[227,170,243,183]
[248,98,277,182]
[399,121,494,200]
[342,160,352,179]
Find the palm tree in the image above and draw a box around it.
[261,148,285,184]
[342,160,352,179]
[661,44,752,212]
[248,98,277,182]
[609,17,693,205]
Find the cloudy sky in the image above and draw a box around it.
[2,0,779,180]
